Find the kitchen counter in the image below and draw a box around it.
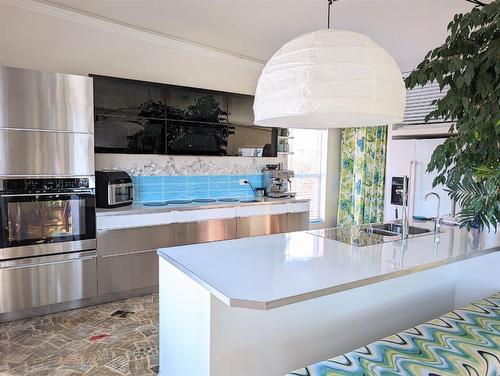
[95,196,310,232]
[158,224,500,310]
[96,196,309,216]
[157,224,500,376]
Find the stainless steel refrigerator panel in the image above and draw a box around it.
[174,218,237,246]
[237,214,287,238]
[97,224,174,257]
[0,251,97,314]
[0,129,94,176]
[98,250,158,296]
[287,212,310,232]
[0,66,93,133]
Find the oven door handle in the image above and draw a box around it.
[0,251,96,270]
[1,191,94,197]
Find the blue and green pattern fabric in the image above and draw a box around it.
[287,293,500,376]
[337,126,388,227]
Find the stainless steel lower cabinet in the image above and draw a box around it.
[237,214,288,238]
[97,224,174,257]
[94,213,308,299]
[174,218,237,246]
[0,251,97,314]
[96,224,174,296]
[98,250,158,296]
[287,212,310,232]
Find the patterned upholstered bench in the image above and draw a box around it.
[287,293,500,376]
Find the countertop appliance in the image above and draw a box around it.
[96,170,133,208]
[0,66,97,321]
[263,167,296,198]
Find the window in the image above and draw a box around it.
[288,129,328,223]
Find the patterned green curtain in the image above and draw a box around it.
[337,126,387,226]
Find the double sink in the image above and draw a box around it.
[362,223,431,237]
[309,222,433,247]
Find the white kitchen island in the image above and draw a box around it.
[157,225,500,376]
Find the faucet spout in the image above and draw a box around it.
[425,192,441,233]
[399,176,409,239]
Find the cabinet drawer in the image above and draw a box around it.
[0,252,97,314]
[287,212,309,232]
[174,218,237,246]
[97,224,174,256]
[237,214,287,238]
[98,250,158,296]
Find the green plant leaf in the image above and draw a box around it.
[405,0,500,231]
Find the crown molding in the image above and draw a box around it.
[1,0,265,71]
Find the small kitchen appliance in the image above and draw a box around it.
[263,167,296,198]
[96,170,133,208]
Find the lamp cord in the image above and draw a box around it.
[327,0,339,29]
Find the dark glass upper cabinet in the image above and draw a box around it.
[94,116,166,154]
[93,76,164,119]
[91,75,277,157]
[167,86,228,123]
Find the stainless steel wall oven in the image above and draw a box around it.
[0,177,96,259]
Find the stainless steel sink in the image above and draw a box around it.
[308,222,434,247]
[364,223,431,236]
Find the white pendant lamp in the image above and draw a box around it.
[253,0,406,129]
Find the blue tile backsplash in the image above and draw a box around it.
[134,174,264,203]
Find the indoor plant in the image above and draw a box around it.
[406,0,499,230]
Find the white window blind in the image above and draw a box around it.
[287,129,328,223]
[398,73,451,126]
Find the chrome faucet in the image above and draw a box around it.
[425,192,441,233]
[395,175,409,239]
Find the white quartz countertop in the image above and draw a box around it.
[157,224,500,310]
[96,197,309,216]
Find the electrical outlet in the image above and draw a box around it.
[239,179,247,186]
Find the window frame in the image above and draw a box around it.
[287,129,328,223]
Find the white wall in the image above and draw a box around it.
[0,2,260,94]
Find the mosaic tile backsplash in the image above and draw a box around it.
[119,157,272,177]
[133,174,264,203]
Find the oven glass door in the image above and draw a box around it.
[0,192,96,249]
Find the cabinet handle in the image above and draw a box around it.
[0,255,96,270]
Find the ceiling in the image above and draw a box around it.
[43,0,474,72]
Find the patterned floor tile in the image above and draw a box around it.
[0,295,159,376]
